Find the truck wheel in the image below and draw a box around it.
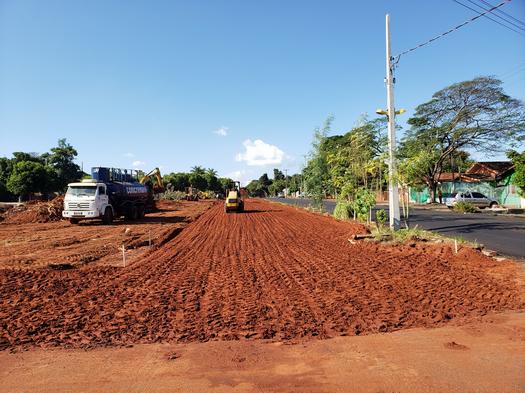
[102,207,113,225]
[69,218,79,225]
[489,202,498,209]
[130,205,138,220]
[138,205,145,219]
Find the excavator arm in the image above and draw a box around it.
[140,168,164,193]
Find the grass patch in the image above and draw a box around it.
[454,201,479,213]
[372,225,479,248]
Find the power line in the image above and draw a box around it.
[453,0,525,36]
[499,61,525,79]
[394,0,512,62]
[467,0,525,32]
[478,0,525,27]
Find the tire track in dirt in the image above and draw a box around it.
[0,199,523,349]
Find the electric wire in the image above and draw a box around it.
[478,0,525,27]
[466,0,525,31]
[453,0,525,36]
[393,0,512,63]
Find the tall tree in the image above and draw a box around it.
[44,139,82,191]
[303,115,333,207]
[400,77,525,202]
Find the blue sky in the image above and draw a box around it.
[1,0,524,184]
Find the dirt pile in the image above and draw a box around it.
[0,199,523,350]
[2,196,64,224]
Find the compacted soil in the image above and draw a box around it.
[1,199,523,351]
[0,200,214,269]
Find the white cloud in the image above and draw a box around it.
[226,169,253,186]
[124,152,135,158]
[235,139,285,166]
[213,126,229,136]
[132,160,145,168]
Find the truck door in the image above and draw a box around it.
[97,185,108,212]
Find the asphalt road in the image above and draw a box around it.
[269,197,525,260]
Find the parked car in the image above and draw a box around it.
[446,190,499,209]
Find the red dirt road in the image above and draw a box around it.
[0,199,523,350]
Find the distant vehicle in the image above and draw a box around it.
[225,181,244,213]
[277,192,285,198]
[63,167,150,224]
[446,190,499,209]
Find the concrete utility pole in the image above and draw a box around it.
[385,14,400,230]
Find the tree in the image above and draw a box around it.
[400,77,525,202]
[273,168,285,181]
[303,115,333,207]
[219,177,234,192]
[44,139,82,191]
[189,172,207,190]
[164,172,190,191]
[7,161,50,201]
[325,116,387,196]
[508,150,525,197]
[190,166,206,176]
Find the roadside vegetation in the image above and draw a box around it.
[161,166,233,197]
[453,201,479,214]
[0,139,82,202]
[246,76,525,218]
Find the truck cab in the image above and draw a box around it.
[62,179,112,224]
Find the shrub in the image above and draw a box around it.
[454,201,478,213]
[376,209,387,226]
[350,188,376,221]
[160,189,186,201]
[333,201,352,220]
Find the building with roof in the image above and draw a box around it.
[409,161,524,207]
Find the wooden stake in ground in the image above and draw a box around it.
[122,243,126,267]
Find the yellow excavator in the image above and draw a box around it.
[140,167,164,193]
[225,181,244,213]
[140,168,165,210]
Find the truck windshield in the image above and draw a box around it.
[67,186,97,196]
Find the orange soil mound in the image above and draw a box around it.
[0,199,523,350]
[2,196,64,224]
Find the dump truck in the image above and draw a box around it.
[225,181,244,213]
[62,167,149,224]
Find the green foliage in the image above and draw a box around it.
[325,116,387,195]
[508,150,525,197]
[376,209,387,226]
[6,161,51,198]
[163,172,190,191]
[0,139,81,200]
[350,187,375,221]
[160,186,186,201]
[303,116,333,208]
[399,76,525,202]
[333,201,352,221]
[162,168,230,194]
[454,201,478,213]
[45,138,82,191]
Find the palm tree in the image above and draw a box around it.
[206,168,218,178]
[190,166,206,175]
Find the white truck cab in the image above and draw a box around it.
[62,179,111,224]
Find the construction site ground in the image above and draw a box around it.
[1,199,524,392]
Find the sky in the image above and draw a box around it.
[1,0,524,185]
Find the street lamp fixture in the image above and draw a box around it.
[375,108,406,117]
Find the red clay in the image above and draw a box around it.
[0,199,523,350]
